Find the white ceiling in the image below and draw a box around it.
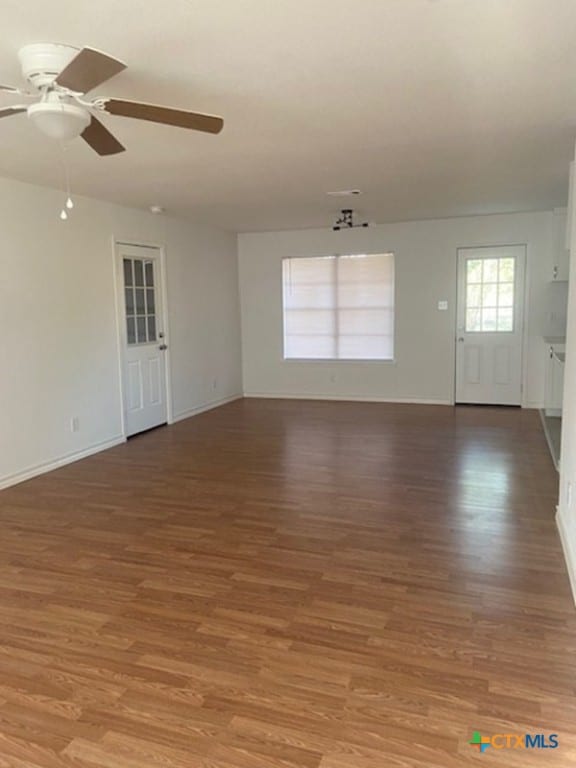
[1,0,576,232]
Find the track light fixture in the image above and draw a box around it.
[332,209,369,231]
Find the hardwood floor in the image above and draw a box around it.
[0,398,574,767]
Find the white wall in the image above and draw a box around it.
[239,212,556,405]
[0,176,242,489]
[558,143,576,604]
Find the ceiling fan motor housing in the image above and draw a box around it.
[18,43,79,89]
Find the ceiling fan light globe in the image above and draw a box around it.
[28,101,90,141]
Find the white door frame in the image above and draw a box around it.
[112,238,173,437]
[453,242,528,407]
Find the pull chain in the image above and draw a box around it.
[59,142,74,220]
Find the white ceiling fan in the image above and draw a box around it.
[0,43,224,155]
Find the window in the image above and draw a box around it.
[465,256,515,332]
[282,253,394,360]
[123,257,158,345]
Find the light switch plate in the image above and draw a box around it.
[438,300,448,311]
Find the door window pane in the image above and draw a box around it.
[123,254,159,346]
[482,283,497,307]
[135,288,146,315]
[136,317,147,343]
[482,307,497,331]
[465,255,515,333]
[125,288,135,316]
[497,307,513,331]
[123,259,133,286]
[126,316,136,344]
[466,308,482,332]
[467,284,481,307]
[146,289,155,314]
[482,259,499,282]
[467,260,482,283]
[498,283,513,307]
[134,259,144,287]
[499,258,515,282]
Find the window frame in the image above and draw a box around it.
[281,252,396,363]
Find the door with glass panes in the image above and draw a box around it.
[455,245,525,405]
[117,243,168,436]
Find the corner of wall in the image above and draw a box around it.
[557,503,576,607]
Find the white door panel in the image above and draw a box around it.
[117,244,168,436]
[456,245,525,405]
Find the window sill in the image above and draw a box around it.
[282,358,396,364]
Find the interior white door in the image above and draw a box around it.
[117,244,168,436]
[455,245,525,405]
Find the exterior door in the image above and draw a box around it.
[455,245,526,405]
[117,243,168,436]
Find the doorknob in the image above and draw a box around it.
[159,344,168,351]
[457,337,464,342]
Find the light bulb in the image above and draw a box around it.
[60,209,68,221]
[66,196,74,210]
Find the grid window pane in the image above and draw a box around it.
[465,255,515,333]
[125,288,135,316]
[498,308,513,331]
[146,289,156,314]
[482,283,497,307]
[123,259,133,286]
[467,260,482,283]
[482,259,499,282]
[499,258,515,282]
[466,308,482,332]
[147,315,157,342]
[126,316,136,344]
[467,284,481,307]
[136,317,147,343]
[482,307,497,331]
[135,288,146,315]
[498,283,513,307]
[145,260,154,287]
[283,253,394,360]
[123,256,160,346]
[134,259,144,287]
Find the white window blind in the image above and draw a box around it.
[282,253,395,360]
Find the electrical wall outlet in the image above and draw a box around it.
[438,300,448,311]
[70,416,80,433]
[567,481,573,508]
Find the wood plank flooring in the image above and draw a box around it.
[0,398,574,767]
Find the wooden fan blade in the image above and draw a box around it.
[103,98,224,134]
[81,115,125,155]
[56,48,126,94]
[0,106,26,119]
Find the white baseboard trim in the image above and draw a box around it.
[523,402,544,410]
[243,392,453,405]
[557,506,576,608]
[171,394,243,424]
[0,435,126,492]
